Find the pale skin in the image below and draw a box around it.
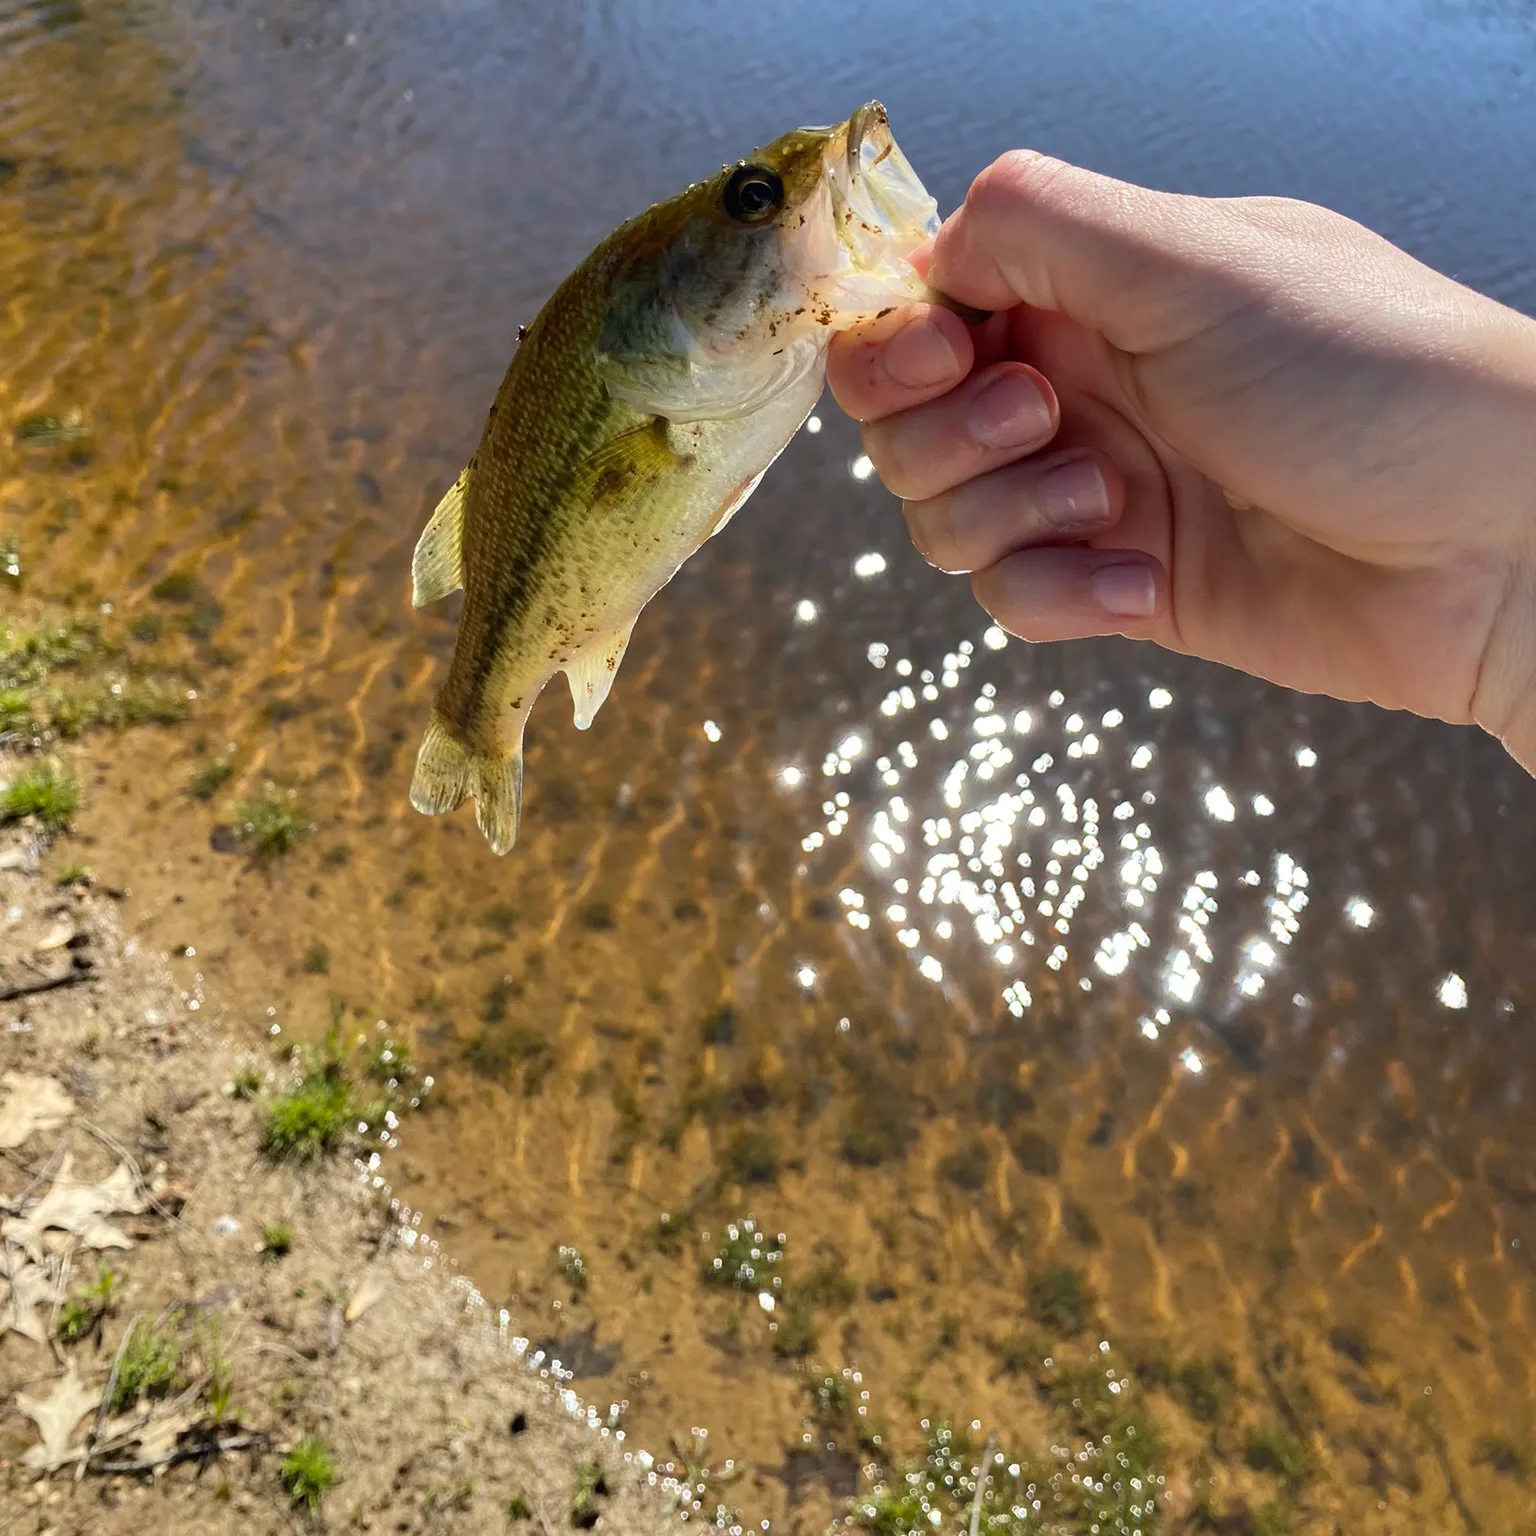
[825,151,1536,774]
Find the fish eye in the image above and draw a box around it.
[723,164,785,225]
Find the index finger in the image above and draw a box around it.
[826,302,975,423]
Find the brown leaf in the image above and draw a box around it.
[0,1260,56,1343]
[17,1362,101,1471]
[1,1149,147,1260]
[0,1071,75,1149]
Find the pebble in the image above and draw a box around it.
[34,921,74,953]
[212,1215,240,1237]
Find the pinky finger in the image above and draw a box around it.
[972,546,1167,642]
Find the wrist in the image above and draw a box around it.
[1470,308,1536,773]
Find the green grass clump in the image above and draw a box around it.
[57,1265,120,1345]
[1253,1501,1296,1536]
[188,758,233,801]
[56,1298,94,1343]
[798,1260,857,1311]
[809,1371,853,1426]
[230,1064,263,1100]
[463,1022,553,1095]
[15,412,88,444]
[261,1222,294,1261]
[1174,1357,1232,1424]
[303,942,330,974]
[701,1218,783,1293]
[555,1244,589,1293]
[280,1435,337,1511]
[106,1314,185,1411]
[853,1474,930,1536]
[1245,1426,1313,1492]
[571,1460,607,1523]
[261,1075,354,1162]
[150,571,199,603]
[646,1208,691,1256]
[853,1355,1163,1536]
[232,790,314,859]
[364,1034,414,1084]
[771,1307,817,1359]
[1026,1264,1096,1336]
[56,862,92,886]
[506,1491,531,1521]
[0,687,30,733]
[722,1127,779,1184]
[0,762,79,831]
[988,1330,1039,1376]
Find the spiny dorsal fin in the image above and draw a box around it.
[411,467,469,607]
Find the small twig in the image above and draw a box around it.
[88,1433,266,1475]
[969,1431,997,1536]
[85,1308,142,1474]
[47,1250,71,1367]
[0,968,93,1002]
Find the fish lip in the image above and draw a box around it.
[845,100,891,186]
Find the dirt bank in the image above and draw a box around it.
[0,806,686,1536]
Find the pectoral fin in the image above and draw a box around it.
[565,621,636,731]
[412,467,469,607]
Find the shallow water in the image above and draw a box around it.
[5,0,1536,1526]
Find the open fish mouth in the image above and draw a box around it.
[826,100,940,271]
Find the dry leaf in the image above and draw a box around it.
[0,1071,75,1149]
[344,1269,388,1323]
[17,1362,101,1471]
[0,1260,56,1343]
[125,1406,199,1469]
[34,921,75,953]
[1,1150,147,1260]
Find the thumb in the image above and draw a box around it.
[928,151,1271,357]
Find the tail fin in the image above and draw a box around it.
[409,713,524,856]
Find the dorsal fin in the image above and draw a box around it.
[411,467,469,607]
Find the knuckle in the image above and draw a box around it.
[971,149,1097,226]
[859,419,918,498]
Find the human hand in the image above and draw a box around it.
[826,151,1536,771]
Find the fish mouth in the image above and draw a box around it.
[846,100,894,186]
[837,101,991,326]
[824,101,937,269]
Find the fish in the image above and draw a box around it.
[409,101,971,855]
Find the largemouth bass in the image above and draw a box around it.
[409,102,962,855]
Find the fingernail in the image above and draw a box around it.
[1037,458,1109,527]
[881,314,961,389]
[967,369,1052,450]
[1090,561,1156,619]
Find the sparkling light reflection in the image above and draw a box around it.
[792,627,1390,1080]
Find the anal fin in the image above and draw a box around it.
[565,621,636,731]
[412,466,470,607]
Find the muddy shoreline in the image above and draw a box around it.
[0,803,694,1536]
